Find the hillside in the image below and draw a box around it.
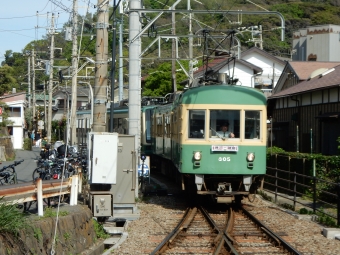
[2,0,340,97]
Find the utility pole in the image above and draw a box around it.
[70,0,78,144]
[44,82,47,132]
[188,0,193,86]
[171,6,176,92]
[110,2,118,132]
[47,13,55,143]
[31,49,36,130]
[93,0,109,133]
[129,0,141,146]
[119,16,124,102]
[28,56,31,108]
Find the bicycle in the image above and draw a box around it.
[0,159,24,185]
[31,159,69,209]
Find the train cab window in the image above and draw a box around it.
[188,110,205,138]
[209,110,240,138]
[244,110,261,139]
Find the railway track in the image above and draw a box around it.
[150,204,302,255]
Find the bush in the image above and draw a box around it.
[92,219,110,240]
[23,138,32,151]
[0,197,28,235]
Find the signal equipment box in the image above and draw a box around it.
[92,194,113,217]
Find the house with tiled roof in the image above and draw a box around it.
[241,47,286,90]
[267,62,340,155]
[273,61,340,94]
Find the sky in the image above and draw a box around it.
[0,0,99,61]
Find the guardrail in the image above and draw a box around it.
[0,174,81,216]
[263,161,340,226]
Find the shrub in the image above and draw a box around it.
[23,138,32,151]
[0,197,28,235]
[92,219,110,240]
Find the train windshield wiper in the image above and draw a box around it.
[210,128,225,141]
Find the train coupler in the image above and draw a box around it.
[217,182,232,195]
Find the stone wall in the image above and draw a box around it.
[0,205,97,255]
[0,136,15,160]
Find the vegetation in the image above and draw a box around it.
[0,197,28,235]
[33,227,43,242]
[92,219,110,240]
[51,117,67,143]
[43,207,69,218]
[265,146,340,226]
[23,138,32,150]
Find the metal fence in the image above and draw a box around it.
[263,155,340,226]
[0,175,81,216]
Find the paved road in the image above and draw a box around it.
[1,147,41,183]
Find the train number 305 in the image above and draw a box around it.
[218,157,231,162]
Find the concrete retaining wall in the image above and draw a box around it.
[0,205,98,255]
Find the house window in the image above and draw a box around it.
[8,107,21,117]
[7,126,13,135]
[308,54,317,61]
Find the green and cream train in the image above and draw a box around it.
[144,84,267,203]
[77,84,267,202]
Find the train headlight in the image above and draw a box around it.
[247,152,255,162]
[193,151,202,161]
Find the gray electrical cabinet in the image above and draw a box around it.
[110,135,139,216]
[88,133,139,219]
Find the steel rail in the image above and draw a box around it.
[200,206,239,255]
[150,207,191,255]
[241,206,302,255]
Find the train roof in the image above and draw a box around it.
[178,84,267,105]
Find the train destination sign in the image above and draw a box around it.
[211,145,238,152]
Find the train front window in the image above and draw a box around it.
[209,110,240,138]
[188,110,205,138]
[245,110,261,139]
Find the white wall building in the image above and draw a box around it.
[0,91,27,149]
[241,47,286,89]
[292,24,340,61]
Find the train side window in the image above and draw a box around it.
[157,116,163,137]
[145,109,152,143]
[244,110,261,139]
[188,110,205,138]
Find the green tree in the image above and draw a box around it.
[0,65,16,95]
[142,62,187,97]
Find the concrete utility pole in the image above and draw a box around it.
[171,6,176,92]
[93,0,109,133]
[28,56,31,108]
[129,0,142,147]
[70,0,78,144]
[47,14,55,143]
[31,49,36,129]
[119,17,124,102]
[109,2,118,133]
[188,0,194,86]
